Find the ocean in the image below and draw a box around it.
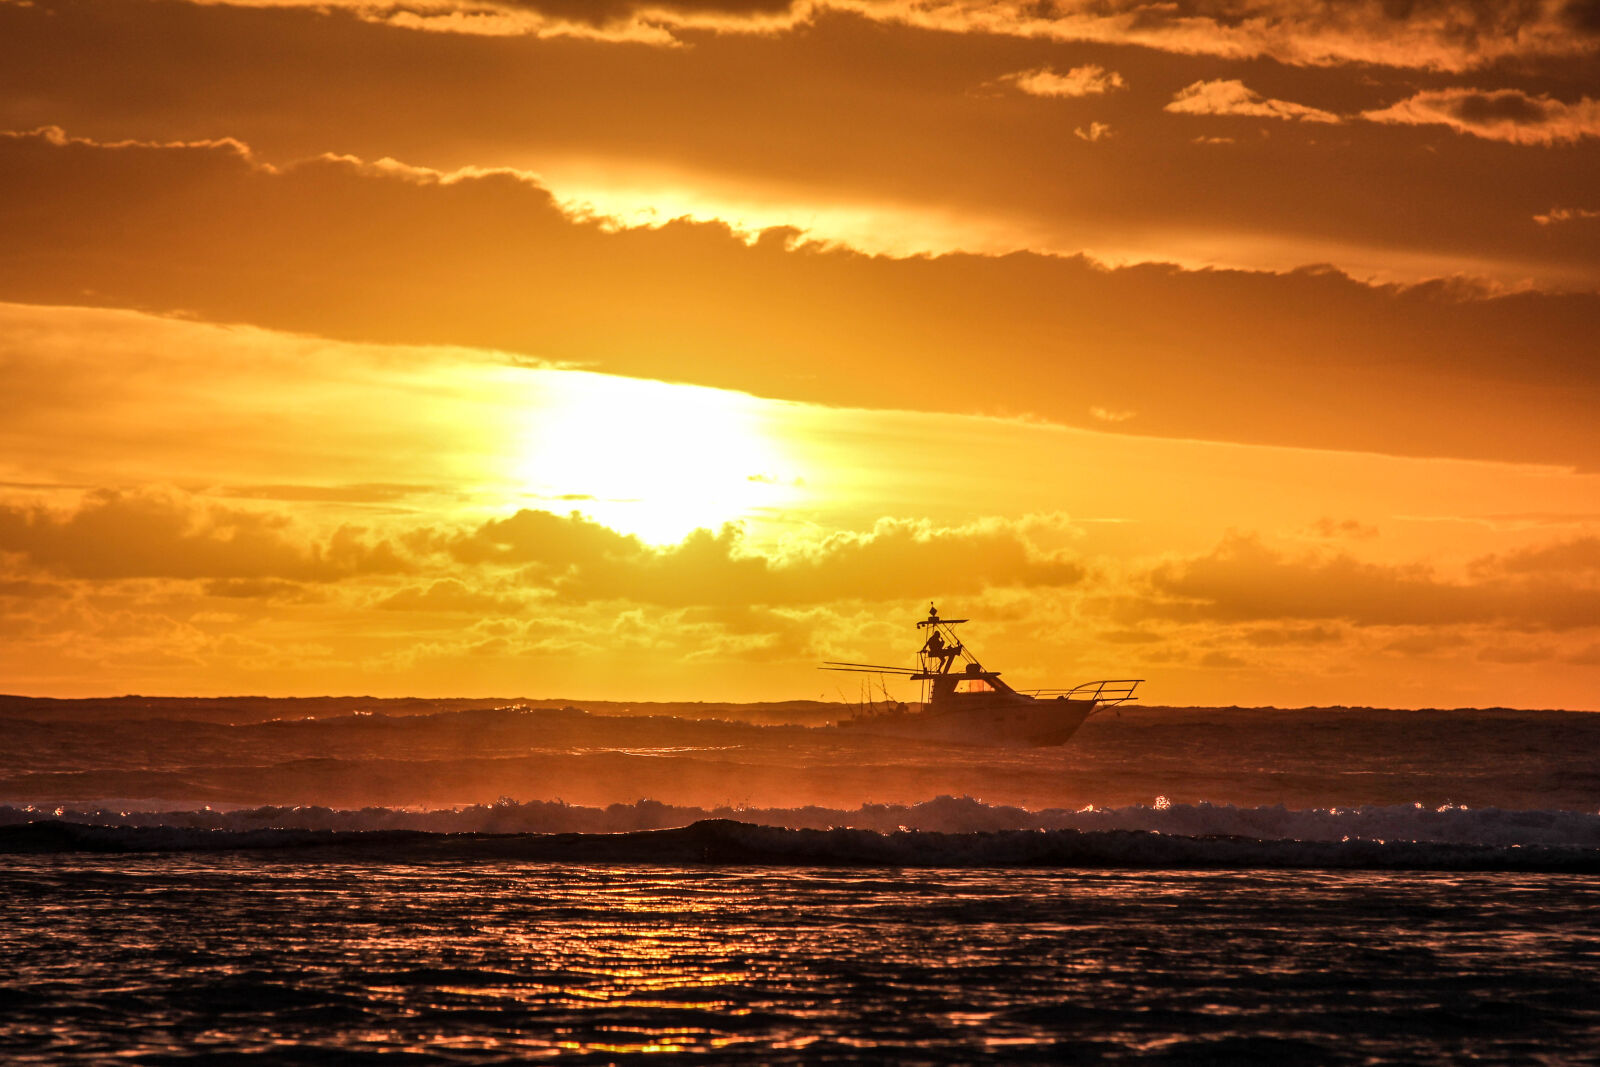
[3,697,1599,1062]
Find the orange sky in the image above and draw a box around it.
[1,0,1597,707]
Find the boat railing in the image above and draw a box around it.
[1026,679,1143,706]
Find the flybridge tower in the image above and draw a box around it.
[913,603,1008,708]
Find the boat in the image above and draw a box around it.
[822,604,1141,746]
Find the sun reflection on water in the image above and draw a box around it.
[5,862,1600,1061]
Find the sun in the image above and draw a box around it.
[504,369,802,544]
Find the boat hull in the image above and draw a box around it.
[834,695,1096,747]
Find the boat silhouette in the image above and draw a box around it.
[823,604,1141,746]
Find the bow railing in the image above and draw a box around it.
[1026,679,1143,706]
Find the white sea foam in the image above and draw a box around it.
[3,817,1598,871]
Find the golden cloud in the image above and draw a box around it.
[1136,533,1600,630]
[1470,537,1600,576]
[1363,88,1600,144]
[377,578,527,613]
[443,511,1087,606]
[0,490,410,581]
[1534,206,1600,225]
[188,0,811,43]
[1000,64,1124,98]
[148,0,1600,70]
[3,130,1596,469]
[1166,79,1342,124]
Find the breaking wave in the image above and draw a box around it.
[5,794,1599,845]
[4,796,1599,870]
[3,818,1598,871]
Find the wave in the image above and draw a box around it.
[4,795,1600,869]
[3,818,1598,871]
[5,795,1599,846]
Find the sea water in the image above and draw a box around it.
[4,858,1599,1064]
[5,700,1600,1061]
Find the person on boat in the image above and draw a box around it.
[921,629,961,670]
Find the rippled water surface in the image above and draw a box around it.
[5,859,1599,1064]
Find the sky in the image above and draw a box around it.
[1,0,1597,707]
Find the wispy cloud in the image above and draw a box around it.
[1000,64,1124,98]
[1363,89,1600,144]
[1089,406,1135,422]
[1534,207,1600,225]
[73,0,1600,70]
[1166,80,1341,124]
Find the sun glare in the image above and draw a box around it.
[505,369,801,544]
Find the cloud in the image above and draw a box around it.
[1166,79,1341,123]
[1073,122,1112,141]
[132,0,1600,70]
[1000,64,1124,98]
[440,509,1085,606]
[1471,537,1600,576]
[1098,628,1163,644]
[1534,207,1600,225]
[1135,533,1600,630]
[1478,641,1555,664]
[1242,624,1344,646]
[7,1,1599,295]
[1307,517,1378,540]
[860,0,1600,71]
[1363,89,1600,144]
[2,129,1598,470]
[1566,643,1600,666]
[0,490,410,581]
[0,124,261,161]
[377,579,525,613]
[0,579,69,600]
[1381,630,1471,655]
[442,509,643,569]
[1088,406,1134,422]
[219,484,440,504]
[202,578,322,601]
[190,0,810,43]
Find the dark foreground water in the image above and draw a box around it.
[4,857,1599,1064]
